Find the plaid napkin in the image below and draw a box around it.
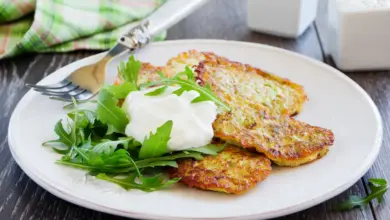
[0,0,167,59]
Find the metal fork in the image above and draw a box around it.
[25,0,208,101]
[25,22,150,101]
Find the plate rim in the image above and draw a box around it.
[8,39,383,220]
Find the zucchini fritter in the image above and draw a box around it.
[213,105,334,166]
[116,53,335,167]
[196,59,334,166]
[170,145,272,194]
[164,50,307,116]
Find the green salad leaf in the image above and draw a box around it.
[67,111,91,129]
[96,173,179,192]
[135,152,204,166]
[43,140,70,154]
[335,178,389,211]
[145,85,168,96]
[96,89,129,133]
[57,151,204,173]
[92,137,140,154]
[45,56,231,193]
[139,120,173,159]
[140,66,231,111]
[118,55,141,88]
[187,144,225,155]
[52,120,74,147]
[105,82,138,99]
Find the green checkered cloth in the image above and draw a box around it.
[0,0,167,59]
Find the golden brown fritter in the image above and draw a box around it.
[170,145,272,194]
[163,50,307,116]
[213,105,334,166]
[196,59,334,166]
[115,52,335,167]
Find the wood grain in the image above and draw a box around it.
[0,0,384,219]
[315,1,390,219]
[347,69,390,220]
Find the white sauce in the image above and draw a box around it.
[123,86,217,151]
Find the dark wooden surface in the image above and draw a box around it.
[0,0,388,219]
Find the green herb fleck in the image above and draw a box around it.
[187,143,225,156]
[105,82,138,99]
[118,55,141,89]
[96,89,129,133]
[335,178,388,211]
[144,85,168,96]
[139,120,173,159]
[141,66,231,111]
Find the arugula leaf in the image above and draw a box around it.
[335,195,366,211]
[135,152,204,166]
[95,144,179,192]
[138,120,173,159]
[67,111,89,129]
[105,55,141,100]
[141,160,178,169]
[89,120,111,139]
[73,111,101,142]
[79,136,94,150]
[118,55,141,88]
[157,70,166,79]
[144,71,170,96]
[335,178,389,211]
[140,66,231,111]
[58,104,87,160]
[57,151,203,174]
[370,178,387,186]
[175,66,195,81]
[93,149,131,167]
[43,140,70,154]
[170,77,224,107]
[144,85,168,96]
[187,144,225,156]
[105,152,172,192]
[368,178,388,203]
[63,100,98,110]
[57,159,179,174]
[92,137,140,154]
[190,84,215,103]
[96,89,129,133]
[82,110,97,124]
[139,174,180,191]
[52,120,74,147]
[105,82,138,99]
[96,173,179,192]
[61,148,131,170]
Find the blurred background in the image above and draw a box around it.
[1,0,388,71]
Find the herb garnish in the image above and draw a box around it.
[139,120,173,159]
[142,67,231,111]
[103,55,141,100]
[44,56,226,192]
[335,178,389,211]
[96,89,128,133]
[118,55,141,89]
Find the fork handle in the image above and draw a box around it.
[116,0,208,52]
[105,20,149,58]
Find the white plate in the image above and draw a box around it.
[8,40,383,220]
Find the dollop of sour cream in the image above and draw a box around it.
[123,86,217,151]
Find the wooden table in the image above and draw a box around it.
[0,1,389,219]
